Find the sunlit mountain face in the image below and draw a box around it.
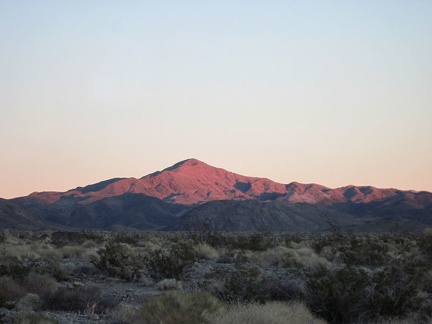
[8,159,432,232]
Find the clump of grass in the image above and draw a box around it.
[133,291,223,324]
[109,302,137,324]
[282,247,331,270]
[250,246,291,267]
[194,243,219,260]
[156,278,183,291]
[59,245,87,259]
[207,301,325,324]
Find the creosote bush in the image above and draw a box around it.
[94,240,143,281]
[144,240,198,281]
[305,265,371,323]
[305,260,430,323]
[216,265,304,304]
[217,266,265,303]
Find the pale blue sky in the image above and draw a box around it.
[1,1,431,198]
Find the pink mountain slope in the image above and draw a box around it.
[24,158,431,207]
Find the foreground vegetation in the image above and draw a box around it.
[0,227,432,323]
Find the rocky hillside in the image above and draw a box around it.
[0,198,62,230]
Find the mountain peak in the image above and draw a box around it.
[163,158,206,171]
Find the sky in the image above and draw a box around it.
[1,1,432,198]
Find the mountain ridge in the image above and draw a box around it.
[16,158,431,207]
[8,158,432,232]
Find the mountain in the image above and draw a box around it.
[9,158,432,232]
[68,193,188,230]
[0,198,63,230]
[17,159,287,205]
[167,200,360,232]
[12,192,189,231]
[15,158,431,206]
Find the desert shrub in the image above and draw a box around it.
[340,235,390,267]
[144,241,198,281]
[156,278,183,291]
[22,272,58,296]
[418,232,432,260]
[369,262,426,319]
[305,265,371,323]
[145,249,185,281]
[283,233,307,245]
[216,266,267,303]
[310,226,345,255]
[194,243,219,260]
[133,291,223,324]
[13,312,58,324]
[185,223,225,247]
[237,232,274,251]
[216,266,305,304]
[82,239,98,249]
[72,263,100,276]
[0,245,68,281]
[44,284,116,314]
[109,302,136,324]
[281,247,331,271]
[207,301,325,324]
[95,240,143,281]
[139,238,161,253]
[189,225,277,251]
[39,258,70,281]
[113,232,139,245]
[0,294,9,310]
[233,249,249,265]
[15,293,43,312]
[0,231,5,243]
[217,229,277,252]
[0,276,27,302]
[170,240,198,260]
[59,245,87,259]
[251,246,292,267]
[51,231,103,247]
[259,276,306,302]
[37,246,62,261]
[0,295,7,308]
[0,258,32,281]
[311,232,391,267]
[304,260,430,323]
[11,255,69,282]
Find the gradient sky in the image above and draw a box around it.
[1,1,431,198]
